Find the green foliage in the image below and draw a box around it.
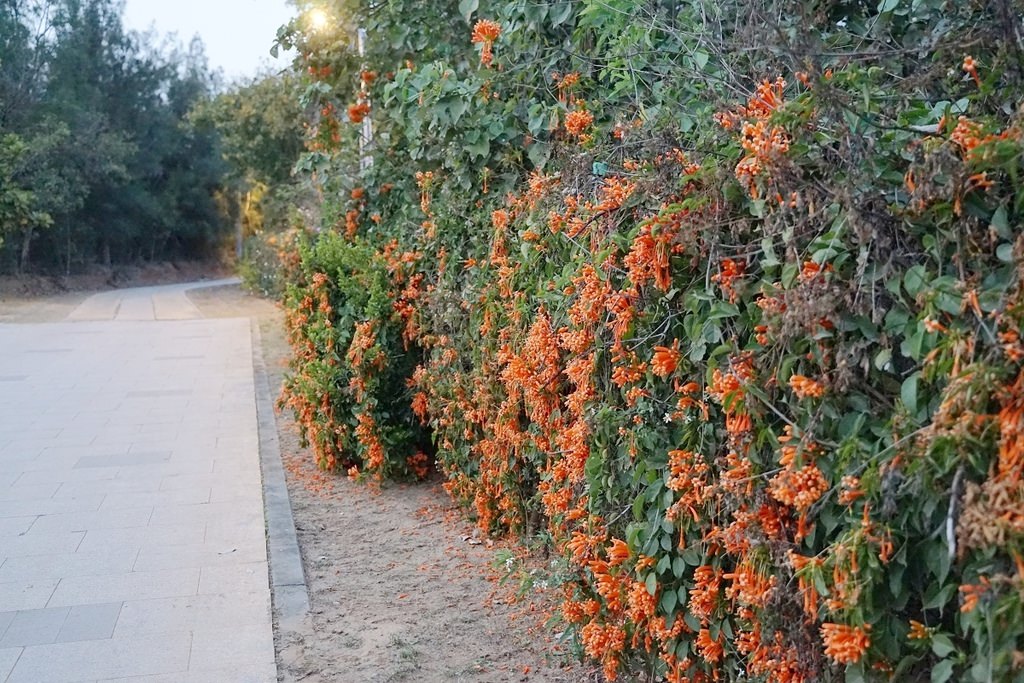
[0,0,232,273]
[277,0,1024,680]
[280,231,431,479]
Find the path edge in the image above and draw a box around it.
[250,318,310,634]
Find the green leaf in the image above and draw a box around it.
[901,373,919,414]
[645,571,658,596]
[931,634,956,658]
[660,589,678,614]
[550,1,573,27]
[990,206,1010,239]
[458,0,479,23]
[931,659,955,683]
[781,262,799,288]
[904,265,927,297]
[465,137,490,160]
[878,0,900,11]
[997,243,1014,263]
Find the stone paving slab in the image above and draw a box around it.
[0,280,276,682]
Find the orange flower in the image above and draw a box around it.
[471,18,501,43]
[820,623,870,665]
[651,340,681,378]
[789,374,825,399]
[711,258,745,302]
[565,109,594,137]
[688,566,722,623]
[769,463,828,511]
[696,628,724,664]
[471,19,501,67]
[838,475,864,505]
[907,620,930,641]
[607,538,631,566]
[962,55,981,86]
[347,102,370,123]
[959,577,990,613]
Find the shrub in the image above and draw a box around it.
[277,0,1024,679]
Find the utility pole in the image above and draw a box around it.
[357,27,373,171]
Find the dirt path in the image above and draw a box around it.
[0,281,593,683]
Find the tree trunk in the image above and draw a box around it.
[18,226,32,275]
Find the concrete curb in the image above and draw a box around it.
[250,319,310,633]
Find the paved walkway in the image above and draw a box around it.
[0,281,276,682]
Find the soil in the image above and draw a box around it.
[0,277,596,683]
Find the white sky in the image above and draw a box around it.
[122,0,297,82]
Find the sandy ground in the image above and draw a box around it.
[0,278,595,683]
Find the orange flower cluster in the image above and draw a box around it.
[471,19,501,67]
[789,374,825,399]
[565,109,594,137]
[819,623,870,664]
[354,411,386,473]
[553,71,580,104]
[769,463,828,511]
[348,101,370,123]
[624,222,674,293]
[962,55,981,86]
[651,340,681,378]
[711,258,745,303]
[718,78,791,198]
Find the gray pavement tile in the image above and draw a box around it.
[0,549,138,583]
[0,531,84,558]
[1,303,273,683]
[14,467,119,486]
[208,484,263,505]
[74,452,171,469]
[126,389,191,398]
[47,568,200,608]
[132,542,266,572]
[104,666,275,683]
[56,602,122,643]
[0,516,35,537]
[0,610,14,638]
[0,495,104,518]
[6,631,191,682]
[147,500,262,528]
[197,563,268,596]
[53,479,161,499]
[28,508,153,534]
[0,646,22,680]
[113,591,270,636]
[0,607,70,647]
[0,483,60,502]
[157,473,260,492]
[188,624,275,673]
[99,488,210,510]
[75,523,205,554]
[0,580,59,611]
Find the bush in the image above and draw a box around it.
[277,1,1024,680]
[279,231,431,480]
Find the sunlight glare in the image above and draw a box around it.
[308,8,330,32]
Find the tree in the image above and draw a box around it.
[192,71,306,255]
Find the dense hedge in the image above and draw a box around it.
[277,1,1024,680]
